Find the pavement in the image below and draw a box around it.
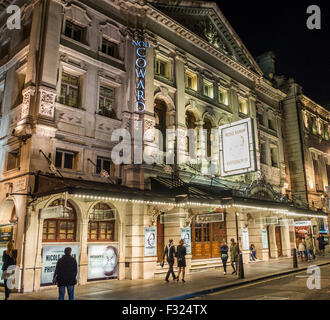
[190,264,330,300]
[2,254,330,300]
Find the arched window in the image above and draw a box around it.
[88,203,115,241]
[203,117,213,158]
[154,99,167,152]
[185,110,197,154]
[42,199,77,242]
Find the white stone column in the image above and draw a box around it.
[268,225,278,258]
[281,225,291,257]
[78,220,89,285]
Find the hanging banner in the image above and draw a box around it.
[261,229,268,249]
[242,228,249,251]
[144,226,157,257]
[180,228,191,254]
[41,245,80,285]
[88,244,119,280]
[0,224,14,243]
[0,246,6,284]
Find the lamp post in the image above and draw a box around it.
[235,211,244,279]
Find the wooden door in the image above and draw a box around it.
[275,226,283,257]
[157,215,164,262]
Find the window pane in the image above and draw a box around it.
[103,159,111,173]
[64,153,74,169]
[73,28,82,42]
[65,22,72,38]
[55,151,62,168]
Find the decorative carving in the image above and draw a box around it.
[39,87,56,118]
[21,87,35,119]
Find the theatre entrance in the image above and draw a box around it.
[191,219,227,260]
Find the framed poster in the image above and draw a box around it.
[261,229,268,249]
[219,118,257,177]
[242,228,249,251]
[88,244,119,280]
[41,245,80,285]
[180,228,191,254]
[0,246,6,284]
[0,224,14,243]
[144,227,157,257]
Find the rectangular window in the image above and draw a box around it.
[185,71,197,91]
[7,149,20,171]
[59,72,79,108]
[257,113,264,126]
[238,99,248,115]
[313,159,324,192]
[203,79,214,98]
[65,21,84,42]
[96,156,112,175]
[327,164,330,187]
[218,88,228,105]
[155,58,170,79]
[312,118,318,135]
[323,124,329,140]
[268,118,276,131]
[55,150,76,170]
[98,86,116,119]
[101,38,119,58]
[260,143,267,165]
[271,148,279,168]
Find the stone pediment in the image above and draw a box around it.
[150,2,262,74]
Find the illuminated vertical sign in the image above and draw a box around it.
[132,40,151,113]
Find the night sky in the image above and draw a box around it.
[216,0,330,109]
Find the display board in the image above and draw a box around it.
[144,227,157,256]
[180,228,191,254]
[0,224,14,243]
[0,246,5,284]
[261,229,268,249]
[88,244,119,280]
[242,228,250,251]
[41,245,80,285]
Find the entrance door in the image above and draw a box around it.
[275,226,283,257]
[157,215,164,263]
[192,220,226,259]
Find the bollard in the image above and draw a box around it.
[292,248,298,268]
[238,253,244,278]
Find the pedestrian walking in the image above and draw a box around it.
[1,240,17,300]
[162,239,177,282]
[176,239,186,282]
[219,241,229,275]
[298,239,306,262]
[230,238,239,275]
[317,234,326,256]
[304,234,315,261]
[53,247,78,300]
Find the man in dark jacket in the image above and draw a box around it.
[53,247,78,300]
[162,239,177,282]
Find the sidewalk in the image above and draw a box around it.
[4,254,330,300]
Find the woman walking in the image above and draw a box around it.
[176,239,187,282]
[1,240,17,300]
[219,241,229,275]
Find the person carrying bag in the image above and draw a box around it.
[1,240,17,300]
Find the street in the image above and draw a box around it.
[190,264,330,300]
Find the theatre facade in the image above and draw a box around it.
[0,0,329,292]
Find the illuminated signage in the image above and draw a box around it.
[293,221,311,227]
[0,224,14,243]
[132,40,152,113]
[88,244,118,280]
[196,213,224,223]
[0,246,5,284]
[41,245,80,285]
[219,118,257,177]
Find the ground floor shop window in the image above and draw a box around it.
[88,203,115,241]
[42,199,77,242]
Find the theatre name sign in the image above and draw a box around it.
[133,40,152,113]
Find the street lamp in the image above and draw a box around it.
[235,211,244,279]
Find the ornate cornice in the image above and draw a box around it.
[255,78,287,102]
[299,95,330,121]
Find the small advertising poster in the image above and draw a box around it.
[144,226,157,257]
[180,228,191,254]
[88,244,119,280]
[242,228,249,251]
[0,224,14,243]
[41,245,80,285]
[0,246,6,284]
[261,229,268,249]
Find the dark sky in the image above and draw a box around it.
[216,0,330,109]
